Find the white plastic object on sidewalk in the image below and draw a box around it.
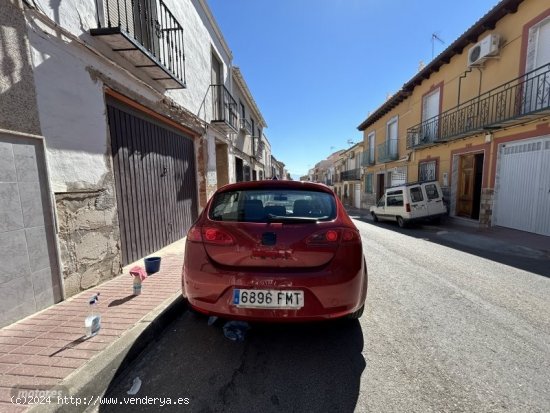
[84,293,101,338]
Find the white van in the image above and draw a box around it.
[369,181,447,228]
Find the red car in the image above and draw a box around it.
[182,180,367,321]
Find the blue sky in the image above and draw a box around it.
[208,0,499,179]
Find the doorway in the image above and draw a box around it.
[376,173,385,201]
[456,153,484,219]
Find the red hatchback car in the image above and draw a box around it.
[182,180,367,321]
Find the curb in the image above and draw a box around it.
[29,294,186,413]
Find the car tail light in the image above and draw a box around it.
[306,229,339,245]
[306,228,360,245]
[187,226,202,242]
[342,229,360,243]
[405,203,411,212]
[326,230,339,242]
[202,227,234,245]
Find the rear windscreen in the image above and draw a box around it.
[209,189,337,222]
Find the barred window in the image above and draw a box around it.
[419,160,437,182]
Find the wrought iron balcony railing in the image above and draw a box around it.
[91,0,186,89]
[361,149,375,166]
[407,63,550,148]
[341,169,361,181]
[377,139,399,163]
[240,118,252,135]
[211,84,238,133]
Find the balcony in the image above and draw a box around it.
[377,139,399,163]
[91,0,186,89]
[211,84,238,133]
[407,63,550,148]
[361,149,375,166]
[341,169,361,181]
[240,118,252,135]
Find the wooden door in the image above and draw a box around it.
[457,154,475,217]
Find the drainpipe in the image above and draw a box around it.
[457,68,472,106]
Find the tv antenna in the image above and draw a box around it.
[432,33,445,59]
[347,139,355,146]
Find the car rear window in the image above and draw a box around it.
[209,189,337,222]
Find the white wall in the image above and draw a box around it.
[27,0,233,191]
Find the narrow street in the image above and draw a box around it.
[102,220,550,413]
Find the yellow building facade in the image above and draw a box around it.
[358,0,550,236]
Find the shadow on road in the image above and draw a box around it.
[102,312,366,412]
[353,215,550,278]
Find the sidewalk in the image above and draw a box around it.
[345,206,550,259]
[0,239,186,413]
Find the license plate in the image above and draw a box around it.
[233,289,304,309]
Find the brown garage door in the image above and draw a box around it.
[107,100,198,266]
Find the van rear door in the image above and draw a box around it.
[408,185,428,219]
[423,183,446,215]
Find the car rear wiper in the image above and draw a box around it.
[266,214,327,223]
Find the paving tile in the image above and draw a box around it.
[0,375,59,388]
[50,357,86,369]
[0,363,17,374]
[10,346,50,356]
[44,348,98,360]
[0,402,28,413]
[0,329,44,338]
[0,345,18,353]
[0,337,32,346]
[34,366,74,379]
[21,355,55,367]
[0,354,29,365]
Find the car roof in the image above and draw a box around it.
[385,180,440,189]
[215,180,334,194]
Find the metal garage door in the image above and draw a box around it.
[0,133,62,327]
[494,136,550,236]
[107,101,198,266]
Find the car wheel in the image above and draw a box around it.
[347,304,364,320]
[371,212,378,222]
[397,216,406,228]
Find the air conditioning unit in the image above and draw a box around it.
[467,34,501,67]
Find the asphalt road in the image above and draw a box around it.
[101,220,550,413]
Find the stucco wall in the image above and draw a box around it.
[0,0,41,135]
[24,0,230,294]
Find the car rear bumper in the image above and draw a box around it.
[182,244,367,322]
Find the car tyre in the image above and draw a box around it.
[397,216,406,228]
[371,212,378,222]
[347,304,364,320]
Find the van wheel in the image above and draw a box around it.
[431,217,442,225]
[397,216,406,228]
[371,212,378,222]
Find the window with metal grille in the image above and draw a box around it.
[419,160,437,181]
